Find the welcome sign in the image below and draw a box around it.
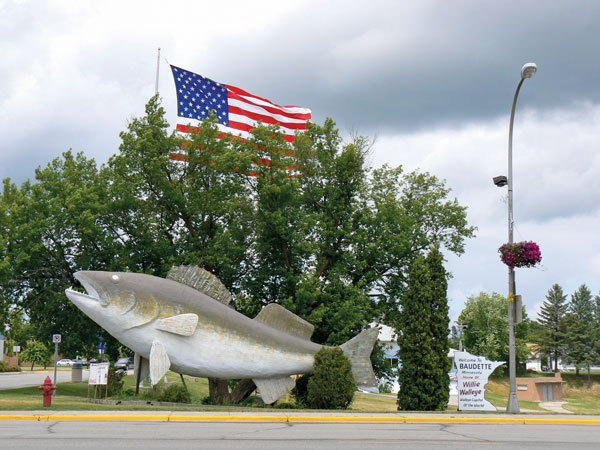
[454,351,504,411]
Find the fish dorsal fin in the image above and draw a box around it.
[167,265,233,307]
[149,340,171,385]
[254,303,314,340]
[156,313,198,336]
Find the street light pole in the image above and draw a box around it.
[506,62,537,414]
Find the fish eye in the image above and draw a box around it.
[111,274,120,283]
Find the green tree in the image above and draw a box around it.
[457,292,528,367]
[564,284,596,376]
[397,246,450,411]
[0,97,475,399]
[240,122,475,344]
[0,153,116,358]
[537,284,568,371]
[19,339,50,370]
[306,347,355,409]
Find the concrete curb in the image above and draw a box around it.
[1,412,600,425]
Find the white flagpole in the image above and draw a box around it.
[155,47,161,95]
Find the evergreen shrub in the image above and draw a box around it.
[306,347,355,409]
[291,373,311,406]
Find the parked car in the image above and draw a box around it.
[114,357,134,371]
[56,359,74,367]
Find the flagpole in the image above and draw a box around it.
[155,47,161,95]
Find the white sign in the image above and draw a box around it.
[454,350,504,411]
[52,334,62,343]
[13,346,20,353]
[88,362,110,385]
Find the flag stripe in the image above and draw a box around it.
[226,90,311,121]
[228,101,309,126]
[225,84,311,116]
[228,112,305,133]
[227,120,294,142]
[176,123,296,144]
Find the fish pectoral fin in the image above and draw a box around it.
[253,376,295,404]
[149,340,171,385]
[155,313,199,336]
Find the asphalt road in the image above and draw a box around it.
[0,369,89,390]
[0,420,599,449]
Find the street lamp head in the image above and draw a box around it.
[521,63,537,79]
[493,175,508,187]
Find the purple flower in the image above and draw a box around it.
[498,241,542,268]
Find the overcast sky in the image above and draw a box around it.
[2,0,600,323]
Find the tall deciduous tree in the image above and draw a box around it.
[537,284,568,371]
[457,292,528,366]
[397,246,450,411]
[0,97,475,383]
[0,152,117,358]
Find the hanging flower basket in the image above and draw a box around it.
[498,241,542,268]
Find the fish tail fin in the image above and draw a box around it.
[340,327,380,393]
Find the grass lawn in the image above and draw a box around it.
[4,371,598,414]
[350,393,397,412]
[0,372,456,413]
[563,383,600,414]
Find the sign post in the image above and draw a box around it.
[52,334,61,389]
[12,345,20,366]
[88,362,110,399]
[97,341,107,361]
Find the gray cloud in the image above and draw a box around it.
[4,0,600,184]
[195,0,600,134]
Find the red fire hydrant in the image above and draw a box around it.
[38,376,56,407]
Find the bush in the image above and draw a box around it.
[0,361,21,372]
[157,384,191,403]
[378,380,393,394]
[107,367,125,397]
[291,373,311,406]
[306,347,355,409]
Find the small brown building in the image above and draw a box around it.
[516,372,564,402]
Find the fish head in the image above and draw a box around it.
[65,271,162,338]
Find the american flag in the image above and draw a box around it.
[170,65,311,143]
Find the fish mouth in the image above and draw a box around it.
[65,287,99,305]
[65,271,107,306]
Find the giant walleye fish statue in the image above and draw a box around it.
[65,266,379,403]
